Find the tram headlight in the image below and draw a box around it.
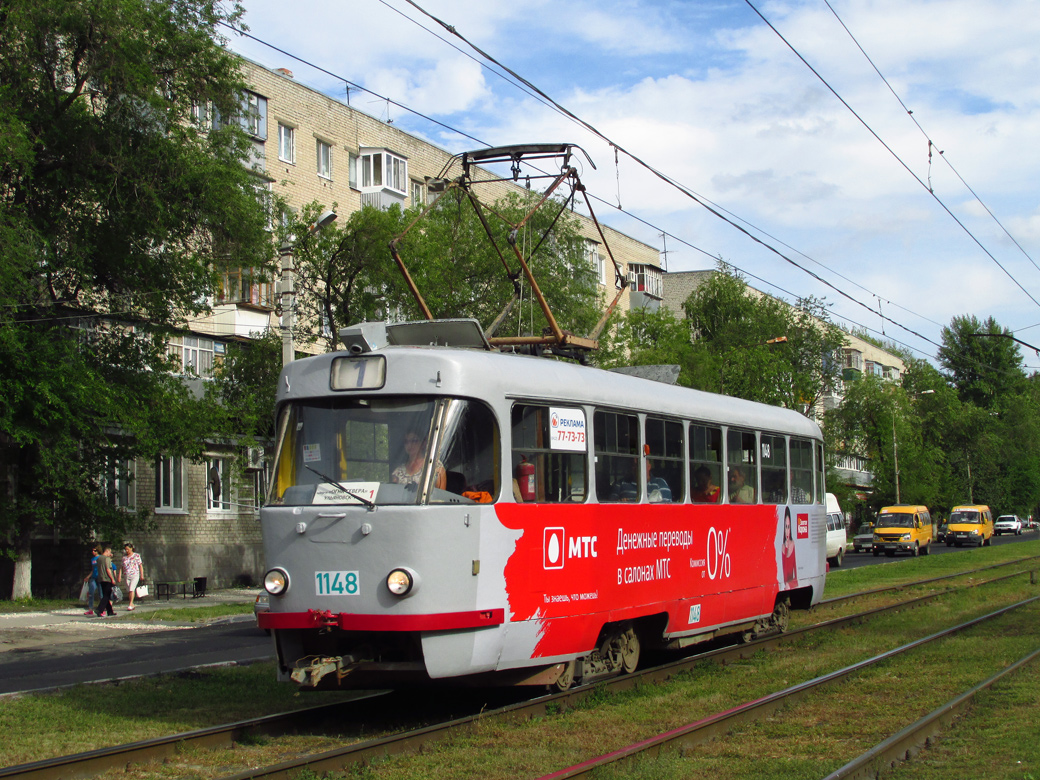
[386,567,417,597]
[264,568,290,596]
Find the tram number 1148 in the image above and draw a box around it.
[316,571,360,596]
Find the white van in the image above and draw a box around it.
[825,493,848,567]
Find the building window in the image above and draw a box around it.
[207,457,232,512]
[155,455,183,511]
[411,179,425,205]
[348,152,358,189]
[628,263,663,298]
[168,335,217,376]
[251,460,270,513]
[242,92,266,139]
[317,139,332,179]
[101,456,135,509]
[278,124,295,163]
[210,91,267,140]
[217,267,276,309]
[360,149,407,194]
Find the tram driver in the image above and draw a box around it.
[392,431,447,490]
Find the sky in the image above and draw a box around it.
[226,0,1040,370]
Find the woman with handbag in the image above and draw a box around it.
[121,543,144,611]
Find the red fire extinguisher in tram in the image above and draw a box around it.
[516,456,536,502]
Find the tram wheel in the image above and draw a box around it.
[619,628,640,674]
[552,660,577,692]
[770,600,791,634]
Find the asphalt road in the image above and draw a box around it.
[0,618,273,695]
[836,527,1039,570]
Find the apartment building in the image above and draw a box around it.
[83,57,665,589]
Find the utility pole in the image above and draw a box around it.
[280,210,337,366]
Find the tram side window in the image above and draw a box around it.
[790,438,813,504]
[760,434,788,504]
[727,429,757,504]
[511,405,587,503]
[689,424,722,504]
[433,399,500,503]
[594,410,640,502]
[645,417,683,502]
[815,442,825,504]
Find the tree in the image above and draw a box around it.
[0,0,273,598]
[285,190,603,352]
[938,315,1025,408]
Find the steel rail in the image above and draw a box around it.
[3,564,1034,780]
[209,571,1040,780]
[818,554,1040,607]
[822,645,1040,779]
[535,595,1040,779]
[0,693,389,780]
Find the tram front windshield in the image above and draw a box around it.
[267,396,499,507]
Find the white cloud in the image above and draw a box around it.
[231,0,1040,359]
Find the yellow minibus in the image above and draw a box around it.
[872,504,933,557]
[946,505,994,547]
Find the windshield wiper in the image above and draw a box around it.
[303,465,376,509]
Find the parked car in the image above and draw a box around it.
[936,520,948,542]
[852,523,875,553]
[994,515,1023,536]
[825,493,848,567]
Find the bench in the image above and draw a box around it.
[155,577,208,600]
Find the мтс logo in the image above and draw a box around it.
[543,527,565,569]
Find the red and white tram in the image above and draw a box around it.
[258,319,827,689]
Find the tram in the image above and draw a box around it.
[258,318,828,690]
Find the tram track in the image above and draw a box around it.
[536,595,1040,778]
[3,560,1038,780]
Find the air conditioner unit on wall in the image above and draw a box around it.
[245,446,265,471]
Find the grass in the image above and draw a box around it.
[125,603,254,623]
[0,663,352,768]
[2,543,1039,778]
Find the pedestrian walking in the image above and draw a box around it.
[94,545,120,617]
[82,545,101,616]
[121,543,144,611]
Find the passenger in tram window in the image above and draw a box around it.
[763,470,787,504]
[605,456,640,502]
[392,431,446,489]
[728,466,755,504]
[691,465,720,503]
[646,459,672,503]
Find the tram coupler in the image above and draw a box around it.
[290,654,359,688]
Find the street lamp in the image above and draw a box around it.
[279,209,337,366]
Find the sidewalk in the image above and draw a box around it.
[0,588,258,654]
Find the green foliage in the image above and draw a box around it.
[284,189,602,351]
[605,264,846,413]
[0,0,273,585]
[938,315,1025,408]
[207,331,282,441]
